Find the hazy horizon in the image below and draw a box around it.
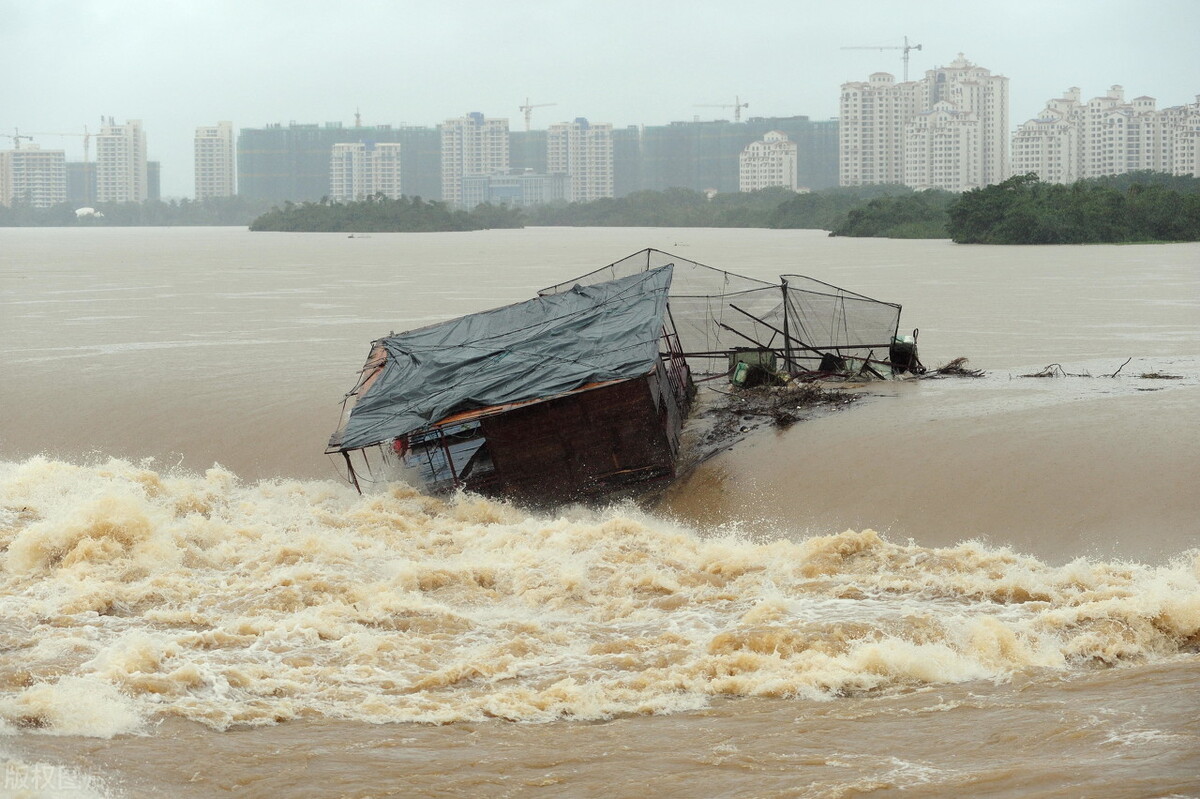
[3,0,1198,198]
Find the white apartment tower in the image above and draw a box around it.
[839,72,923,186]
[925,55,1010,186]
[95,118,148,203]
[547,118,614,202]
[0,146,67,208]
[1011,88,1085,184]
[904,103,982,191]
[1166,96,1200,177]
[1012,87,1200,183]
[440,112,510,207]
[194,121,236,200]
[840,54,1009,192]
[329,142,403,201]
[739,130,799,192]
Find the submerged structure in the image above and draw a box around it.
[328,249,914,501]
[328,265,693,502]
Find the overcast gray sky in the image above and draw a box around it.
[3,0,1197,198]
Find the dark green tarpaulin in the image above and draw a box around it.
[332,265,673,451]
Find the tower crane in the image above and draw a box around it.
[518,98,557,131]
[513,98,554,131]
[0,128,35,149]
[841,36,923,82]
[694,96,749,123]
[27,126,92,162]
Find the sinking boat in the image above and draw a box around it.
[328,249,917,502]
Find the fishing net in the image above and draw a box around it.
[540,249,902,374]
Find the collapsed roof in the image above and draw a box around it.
[329,265,673,452]
[329,249,907,455]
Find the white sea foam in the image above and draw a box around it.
[1,456,1198,734]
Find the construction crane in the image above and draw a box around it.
[0,128,35,149]
[518,98,557,132]
[27,126,92,162]
[842,36,923,82]
[694,96,749,123]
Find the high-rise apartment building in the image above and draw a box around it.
[66,162,96,205]
[903,102,983,191]
[238,115,837,206]
[510,130,549,174]
[547,118,614,202]
[738,130,799,192]
[637,116,838,195]
[1012,87,1200,182]
[1166,96,1200,177]
[194,121,236,200]
[1011,88,1085,184]
[238,122,441,203]
[329,142,403,201]
[461,172,568,207]
[95,118,148,203]
[0,146,67,208]
[147,161,161,202]
[839,54,1009,191]
[440,112,510,207]
[839,73,923,186]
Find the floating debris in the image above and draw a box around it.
[1021,363,1080,378]
[925,356,985,378]
[1019,358,1171,380]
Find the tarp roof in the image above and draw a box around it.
[331,265,673,451]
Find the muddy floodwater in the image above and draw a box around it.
[1,227,1198,798]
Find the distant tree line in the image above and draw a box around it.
[523,186,797,227]
[0,196,276,227]
[248,194,523,232]
[816,190,957,238]
[5,171,1198,242]
[525,172,1200,243]
[520,185,920,229]
[947,172,1200,243]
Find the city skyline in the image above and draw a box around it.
[3,0,1198,197]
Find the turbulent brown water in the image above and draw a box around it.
[1,227,1198,798]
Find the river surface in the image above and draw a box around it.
[1,227,1197,797]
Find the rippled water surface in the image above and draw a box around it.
[1,227,1198,798]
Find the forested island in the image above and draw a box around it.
[4,171,1198,244]
[247,195,523,232]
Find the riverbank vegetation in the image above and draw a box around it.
[526,186,797,227]
[523,185,915,230]
[248,194,523,232]
[948,172,1200,243]
[0,196,276,227]
[4,171,1197,243]
[823,191,956,238]
[525,172,1200,243]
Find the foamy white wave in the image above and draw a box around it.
[0,677,143,739]
[1,456,1198,734]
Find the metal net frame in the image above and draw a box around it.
[541,249,902,375]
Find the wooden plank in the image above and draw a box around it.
[478,376,680,502]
